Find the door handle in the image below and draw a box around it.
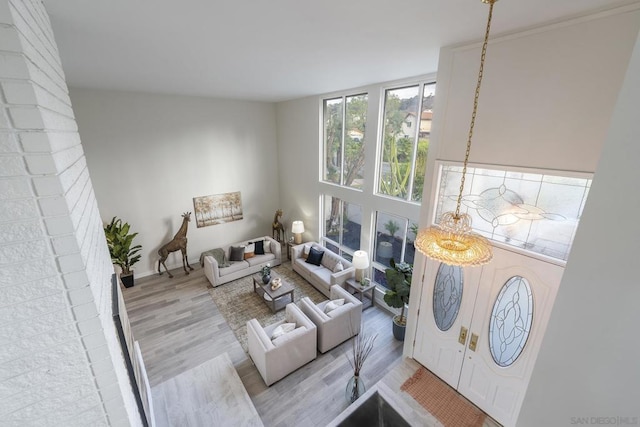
[458,326,468,345]
[469,333,478,352]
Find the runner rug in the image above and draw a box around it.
[400,367,486,427]
[207,265,325,352]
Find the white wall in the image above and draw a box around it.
[70,89,279,277]
[518,29,640,427]
[1,0,140,425]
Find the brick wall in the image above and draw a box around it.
[1,1,141,425]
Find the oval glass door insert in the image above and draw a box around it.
[489,276,534,367]
[433,263,463,331]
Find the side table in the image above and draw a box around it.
[286,241,295,261]
[345,279,375,310]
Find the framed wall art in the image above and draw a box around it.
[193,191,243,228]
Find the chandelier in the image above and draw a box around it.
[414,0,497,267]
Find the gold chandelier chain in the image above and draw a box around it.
[455,0,495,218]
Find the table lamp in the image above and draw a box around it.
[291,220,304,244]
[352,250,370,283]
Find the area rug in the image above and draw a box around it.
[400,367,486,427]
[207,266,326,352]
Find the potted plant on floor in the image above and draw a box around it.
[104,216,142,288]
[383,258,413,341]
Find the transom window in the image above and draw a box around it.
[378,83,435,202]
[323,94,368,189]
[434,164,592,261]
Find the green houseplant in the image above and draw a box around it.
[104,217,142,288]
[383,258,413,341]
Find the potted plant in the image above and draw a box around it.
[104,217,142,288]
[383,258,413,341]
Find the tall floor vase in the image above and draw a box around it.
[345,375,366,404]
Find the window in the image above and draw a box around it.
[378,83,435,202]
[323,94,368,189]
[371,211,417,288]
[322,195,362,261]
[434,165,592,261]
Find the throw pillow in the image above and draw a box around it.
[244,251,255,259]
[271,323,296,340]
[333,261,344,273]
[245,243,255,253]
[324,298,345,314]
[302,244,312,259]
[229,246,245,262]
[264,240,272,253]
[254,240,265,255]
[306,247,324,266]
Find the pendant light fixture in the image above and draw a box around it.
[414,0,497,267]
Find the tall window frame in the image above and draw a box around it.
[377,82,435,202]
[322,93,368,190]
[321,195,362,262]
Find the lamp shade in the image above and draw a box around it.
[291,220,304,234]
[352,250,370,269]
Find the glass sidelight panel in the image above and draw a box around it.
[489,276,534,367]
[433,263,463,331]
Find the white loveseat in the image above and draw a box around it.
[291,243,354,297]
[203,236,281,287]
[300,285,363,353]
[247,303,317,386]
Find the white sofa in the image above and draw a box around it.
[291,242,355,297]
[300,285,363,353]
[203,236,281,287]
[247,303,317,386]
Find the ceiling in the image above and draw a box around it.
[43,0,637,102]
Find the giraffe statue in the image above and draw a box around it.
[157,212,194,278]
[272,209,285,242]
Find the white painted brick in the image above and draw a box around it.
[53,145,84,173]
[0,132,19,152]
[24,153,57,174]
[68,286,95,307]
[0,339,87,381]
[0,322,78,361]
[76,316,102,336]
[0,238,49,265]
[2,80,37,104]
[0,52,29,79]
[32,175,62,196]
[37,195,68,216]
[62,270,89,290]
[0,110,9,130]
[43,215,74,235]
[0,155,26,176]
[56,253,84,273]
[0,26,21,52]
[0,220,43,244]
[0,288,66,321]
[0,176,31,199]
[81,330,108,352]
[47,130,80,152]
[0,276,63,308]
[9,106,45,129]
[19,131,50,152]
[0,199,39,222]
[0,1,11,24]
[51,234,80,255]
[71,301,99,321]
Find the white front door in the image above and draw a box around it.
[414,247,564,427]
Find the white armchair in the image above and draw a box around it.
[299,285,363,353]
[247,303,317,386]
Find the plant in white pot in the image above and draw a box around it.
[383,259,413,341]
[104,217,142,288]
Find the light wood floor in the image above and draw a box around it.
[123,262,403,426]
